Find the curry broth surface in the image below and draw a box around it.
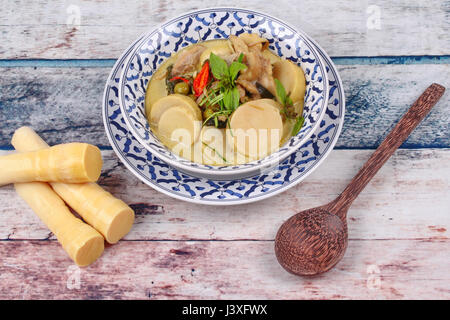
[144,39,300,165]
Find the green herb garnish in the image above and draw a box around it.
[237,52,244,63]
[291,115,305,136]
[202,109,233,126]
[202,142,228,163]
[275,78,305,135]
[210,52,246,85]
[165,64,175,94]
[275,78,293,107]
[199,53,247,127]
[227,117,233,137]
[229,54,246,84]
[222,87,240,111]
[209,53,229,79]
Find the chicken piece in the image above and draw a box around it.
[238,51,264,82]
[229,36,263,81]
[236,84,247,102]
[229,35,249,55]
[238,33,269,51]
[172,45,206,76]
[223,52,240,65]
[257,56,276,96]
[238,51,276,95]
[236,79,261,100]
[230,34,275,95]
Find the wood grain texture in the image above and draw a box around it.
[275,84,446,276]
[275,208,348,276]
[1,0,449,58]
[1,149,448,241]
[0,64,449,148]
[331,83,445,216]
[1,239,448,299]
[1,0,449,299]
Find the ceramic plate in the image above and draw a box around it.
[103,36,345,205]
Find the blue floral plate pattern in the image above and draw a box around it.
[102,29,345,205]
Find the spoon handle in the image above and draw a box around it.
[327,83,445,219]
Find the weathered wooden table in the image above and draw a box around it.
[0,1,449,300]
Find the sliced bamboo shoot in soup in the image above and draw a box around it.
[149,94,201,126]
[227,100,283,159]
[144,33,307,165]
[200,126,231,165]
[157,106,201,148]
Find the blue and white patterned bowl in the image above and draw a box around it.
[118,8,329,180]
[103,27,345,205]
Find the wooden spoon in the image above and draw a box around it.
[275,83,445,276]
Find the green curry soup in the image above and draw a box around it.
[145,34,306,165]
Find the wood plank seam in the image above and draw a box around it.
[0,55,449,68]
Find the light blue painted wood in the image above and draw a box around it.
[0,56,449,68]
[332,56,450,65]
[0,65,448,150]
[0,59,117,68]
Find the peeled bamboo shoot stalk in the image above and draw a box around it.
[15,182,104,266]
[12,127,135,244]
[0,142,102,185]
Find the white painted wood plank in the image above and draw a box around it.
[0,64,448,148]
[0,239,448,299]
[0,149,448,241]
[0,0,449,58]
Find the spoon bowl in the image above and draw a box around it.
[275,207,348,276]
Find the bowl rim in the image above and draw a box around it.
[117,7,329,176]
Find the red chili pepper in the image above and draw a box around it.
[169,76,190,83]
[193,61,210,97]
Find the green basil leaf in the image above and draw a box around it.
[230,87,240,110]
[274,79,287,105]
[238,53,244,63]
[286,96,293,106]
[292,116,305,136]
[222,89,232,110]
[209,52,228,80]
[229,61,247,82]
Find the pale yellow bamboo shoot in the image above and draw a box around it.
[0,143,102,185]
[12,127,135,244]
[15,182,104,266]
